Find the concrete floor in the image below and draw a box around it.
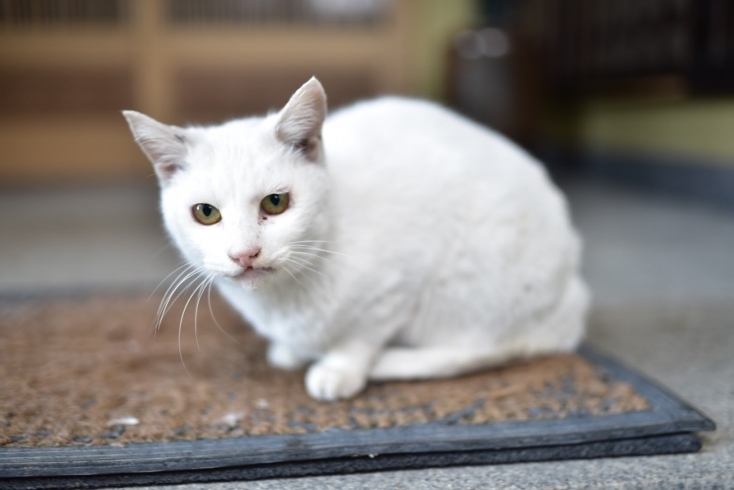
[1,178,733,488]
[0,183,179,295]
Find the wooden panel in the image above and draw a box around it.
[0,0,414,185]
[175,68,377,124]
[0,31,130,68]
[167,0,388,26]
[165,28,385,69]
[0,0,128,27]
[0,118,148,187]
[0,69,133,116]
[130,0,171,121]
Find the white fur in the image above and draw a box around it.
[124,78,589,401]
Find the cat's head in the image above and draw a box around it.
[124,77,331,291]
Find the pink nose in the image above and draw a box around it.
[229,248,260,268]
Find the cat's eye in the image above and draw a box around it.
[261,193,290,215]
[192,203,221,225]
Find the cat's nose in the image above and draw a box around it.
[229,248,261,268]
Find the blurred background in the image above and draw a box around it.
[1,0,734,306]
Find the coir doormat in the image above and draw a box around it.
[0,293,714,489]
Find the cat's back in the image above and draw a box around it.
[323,96,562,224]
[323,96,547,191]
[322,96,575,276]
[325,96,515,163]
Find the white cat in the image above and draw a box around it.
[124,77,589,401]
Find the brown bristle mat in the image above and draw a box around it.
[0,293,652,449]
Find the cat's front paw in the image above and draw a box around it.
[305,362,366,401]
[267,342,308,371]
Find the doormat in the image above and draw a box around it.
[0,294,714,489]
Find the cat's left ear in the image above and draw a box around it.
[276,77,327,162]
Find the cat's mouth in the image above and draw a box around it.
[232,266,275,280]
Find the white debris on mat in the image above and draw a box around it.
[255,398,269,409]
[106,417,139,426]
[220,411,244,427]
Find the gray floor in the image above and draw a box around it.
[0,183,179,295]
[1,178,733,488]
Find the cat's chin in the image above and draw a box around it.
[231,267,276,291]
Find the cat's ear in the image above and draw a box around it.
[275,77,327,162]
[123,110,189,185]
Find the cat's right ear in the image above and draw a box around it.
[123,111,189,185]
[276,77,327,162]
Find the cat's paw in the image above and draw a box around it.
[267,343,308,371]
[305,362,366,401]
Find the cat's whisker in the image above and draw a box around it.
[289,245,355,259]
[192,274,211,351]
[288,249,357,269]
[281,258,321,288]
[285,255,320,270]
[288,240,335,245]
[150,265,195,335]
[289,250,333,261]
[156,271,195,331]
[148,242,174,261]
[288,249,366,274]
[288,252,335,269]
[155,264,195,317]
[155,265,207,334]
[177,317,193,379]
[162,265,207,312]
[280,263,309,290]
[206,274,239,344]
[177,274,210,377]
[148,262,193,303]
[283,257,330,281]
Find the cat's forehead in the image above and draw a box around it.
[185,115,293,195]
[203,115,278,153]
